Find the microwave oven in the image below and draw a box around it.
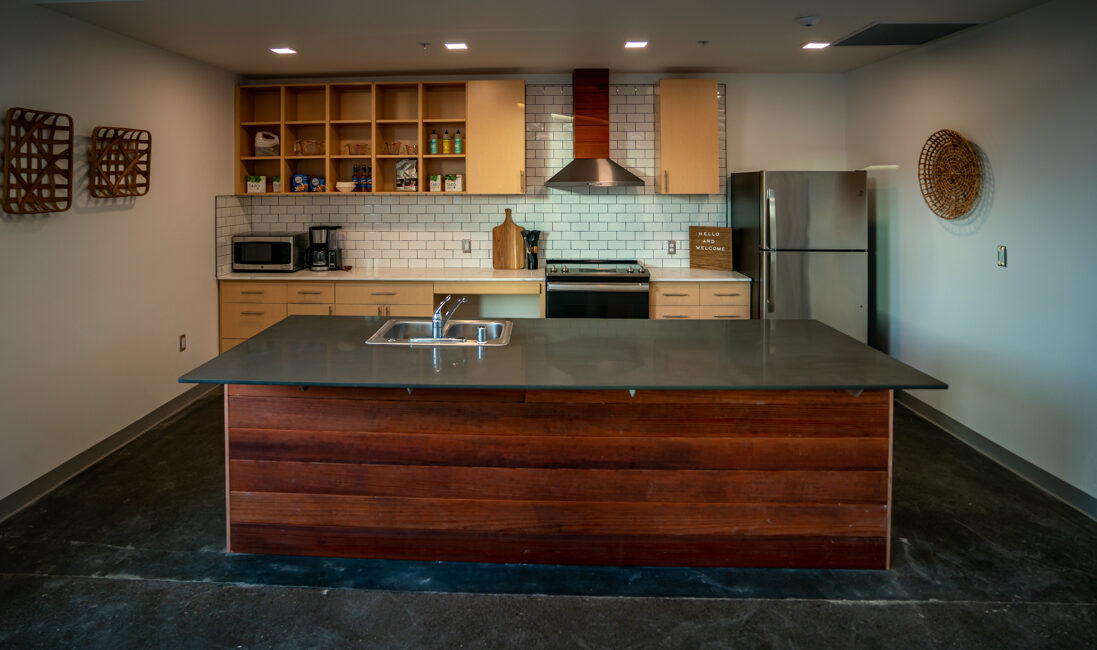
[232,232,308,272]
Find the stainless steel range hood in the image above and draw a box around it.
[545,69,644,189]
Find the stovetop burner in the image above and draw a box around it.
[546,259,649,279]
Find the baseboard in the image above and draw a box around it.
[896,391,1097,522]
[0,384,219,523]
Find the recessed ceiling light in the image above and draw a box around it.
[802,42,830,50]
[625,41,648,49]
[270,47,296,55]
[444,42,468,50]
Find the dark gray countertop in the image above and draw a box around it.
[180,316,946,391]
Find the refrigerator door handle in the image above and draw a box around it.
[766,188,776,250]
[766,252,776,313]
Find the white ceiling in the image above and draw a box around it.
[36,0,1046,78]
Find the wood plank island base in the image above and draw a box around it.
[225,384,893,569]
[182,316,945,570]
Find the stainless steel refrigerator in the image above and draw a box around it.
[729,171,868,342]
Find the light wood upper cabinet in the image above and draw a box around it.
[657,79,719,195]
[466,80,526,194]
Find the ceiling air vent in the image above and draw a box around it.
[835,23,977,47]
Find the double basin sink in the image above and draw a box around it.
[366,319,513,347]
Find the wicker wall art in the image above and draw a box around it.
[2,107,73,214]
[917,129,983,220]
[90,126,151,198]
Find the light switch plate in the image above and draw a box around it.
[997,245,1007,267]
[462,239,471,254]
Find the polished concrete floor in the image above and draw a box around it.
[0,388,1094,648]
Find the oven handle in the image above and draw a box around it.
[547,282,650,293]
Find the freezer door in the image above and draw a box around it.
[764,171,867,251]
[761,250,867,342]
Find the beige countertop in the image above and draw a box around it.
[219,266,546,282]
[220,265,750,283]
[646,267,751,282]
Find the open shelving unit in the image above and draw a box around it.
[234,81,471,195]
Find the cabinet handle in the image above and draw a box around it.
[297,290,323,295]
[241,311,265,316]
[662,292,689,297]
[713,292,741,297]
[664,170,669,193]
[520,170,525,193]
[714,315,742,319]
[664,315,690,319]
[240,290,264,295]
[370,292,397,296]
[386,306,391,317]
[328,306,333,316]
[377,306,383,316]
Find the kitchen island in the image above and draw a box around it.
[180,316,944,569]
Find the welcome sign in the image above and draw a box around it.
[688,226,733,271]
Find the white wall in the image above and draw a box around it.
[0,4,236,500]
[718,74,847,172]
[846,0,1097,499]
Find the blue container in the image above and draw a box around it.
[292,174,309,192]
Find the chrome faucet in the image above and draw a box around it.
[432,295,468,337]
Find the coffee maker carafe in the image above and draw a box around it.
[308,225,341,271]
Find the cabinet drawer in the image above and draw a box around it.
[287,303,333,316]
[388,304,434,318]
[220,281,286,304]
[700,305,750,320]
[336,282,434,305]
[220,338,247,353]
[286,282,335,303]
[220,303,287,339]
[700,283,750,305]
[651,305,700,320]
[651,283,700,305]
[335,304,434,317]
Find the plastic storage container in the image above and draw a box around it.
[254,131,279,157]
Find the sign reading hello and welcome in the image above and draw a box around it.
[688,226,733,271]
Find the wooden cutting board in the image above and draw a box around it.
[492,209,526,269]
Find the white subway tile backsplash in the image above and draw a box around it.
[213,83,725,275]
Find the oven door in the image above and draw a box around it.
[546,282,650,318]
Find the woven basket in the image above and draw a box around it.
[918,129,982,219]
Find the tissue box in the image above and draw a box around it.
[444,174,463,192]
[429,174,441,192]
[246,176,266,193]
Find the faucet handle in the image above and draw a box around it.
[434,294,452,316]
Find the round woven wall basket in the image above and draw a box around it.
[917,129,983,220]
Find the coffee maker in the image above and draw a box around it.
[308,225,342,271]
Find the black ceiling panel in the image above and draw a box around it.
[835,23,978,47]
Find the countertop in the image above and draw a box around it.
[219,266,545,282]
[218,265,749,283]
[180,316,945,391]
[646,267,750,282]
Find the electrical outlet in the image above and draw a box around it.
[997,245,1007,267]
[668,240,676,255]
[462,239,471,254]
[179,334,186,352]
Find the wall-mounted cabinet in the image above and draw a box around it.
[234,80,525,196]
[656,79,719,195]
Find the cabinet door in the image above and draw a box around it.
[466,80,525,194]
[657,79,719,195]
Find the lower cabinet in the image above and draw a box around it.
[650,282,751,320]
[334,282,434,317]
[219,279,545,350]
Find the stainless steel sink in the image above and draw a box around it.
[365,319,513,346]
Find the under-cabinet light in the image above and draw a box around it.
[802,42,831,50]
[625,41,648,49]
[270,47,297,54]
[444,42,468,50]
